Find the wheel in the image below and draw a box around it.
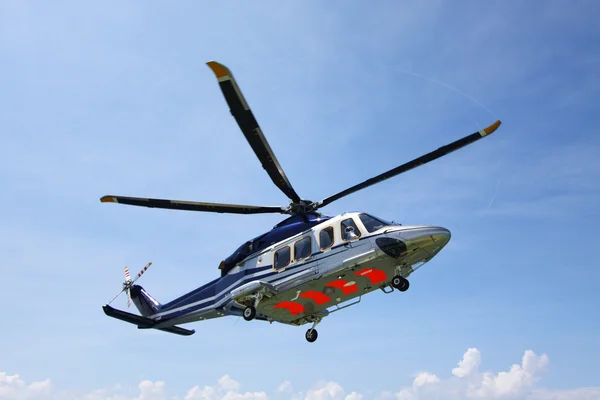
[305,328,318,343]
[243,306,256,321]
[399,278,409,292]
[391,275,409,292]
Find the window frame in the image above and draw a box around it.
[340,217,362,242]
[318,226,335,251]
[273,245,291,271]
[358,213,389,233]
[293,236,312,262]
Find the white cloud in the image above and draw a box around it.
[345,392,364,400]
[305,382,345,400]
[0,371,51,399]
[0,350,596,400]
[218,376,241,392]
[452,347,481,378]
[387,348,552,400]
[139,381,167,400]
[413,373,440,388]
[469,350,549,399]
[184,375,267,400]
[277,381,293,393]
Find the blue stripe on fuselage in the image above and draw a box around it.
[154,266,288,320]
[154,238,368,321]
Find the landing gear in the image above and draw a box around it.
[242,292,263,321]
[391,275,409,292]
[243,306,256,321]
[305,328,318,343]
[305,318,321,343]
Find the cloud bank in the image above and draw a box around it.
[2,348,598,400]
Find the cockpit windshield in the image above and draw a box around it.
[358,213,399,233]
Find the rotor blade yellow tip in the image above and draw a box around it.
[206,61,230,78]
[100,196,117,203]
[483,120,502,135]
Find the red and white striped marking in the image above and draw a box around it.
[134,262,152,281]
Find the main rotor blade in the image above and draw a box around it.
[314,120,502,210]
[101,195,289,215]
[206,61,302,204]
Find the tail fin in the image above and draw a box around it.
[129,285,161,317]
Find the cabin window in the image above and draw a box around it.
[274,246,291,270]
[294,237,312,261]
[359,213,388,233]
[341,218,361,241]
[319,227,334,250]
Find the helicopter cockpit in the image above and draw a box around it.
[358,213,400,233]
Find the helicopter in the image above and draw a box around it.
[101,61,501,342]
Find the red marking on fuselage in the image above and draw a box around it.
[326,279,358,295]
[355,267,387,285]
[273,301,305,316]
[300,291,331,305]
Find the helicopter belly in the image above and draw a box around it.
[257,255,396,325]
[256,231,449,325]
[254,239,377,324]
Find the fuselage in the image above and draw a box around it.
[218,212,330,276]
[138,212,451,328]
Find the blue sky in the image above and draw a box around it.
[1,1,599,399]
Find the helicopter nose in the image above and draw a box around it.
[430,227,451,245]
[398,226,451,255]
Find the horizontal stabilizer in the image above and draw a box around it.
[103,304,154,327]
[102,305,195,336]
[155,326,195,336]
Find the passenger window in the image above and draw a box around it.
[319,227,334,250]
[294,237,312,261]
[274,246,291,270]
[341,218,361,241]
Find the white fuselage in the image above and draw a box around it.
[152,212,451,328]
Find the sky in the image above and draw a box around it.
[1,1,600,399]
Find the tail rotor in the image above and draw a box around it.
[108,262,152,308]
[125,265,132,307]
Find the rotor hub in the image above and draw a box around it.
[288,199,315,215]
